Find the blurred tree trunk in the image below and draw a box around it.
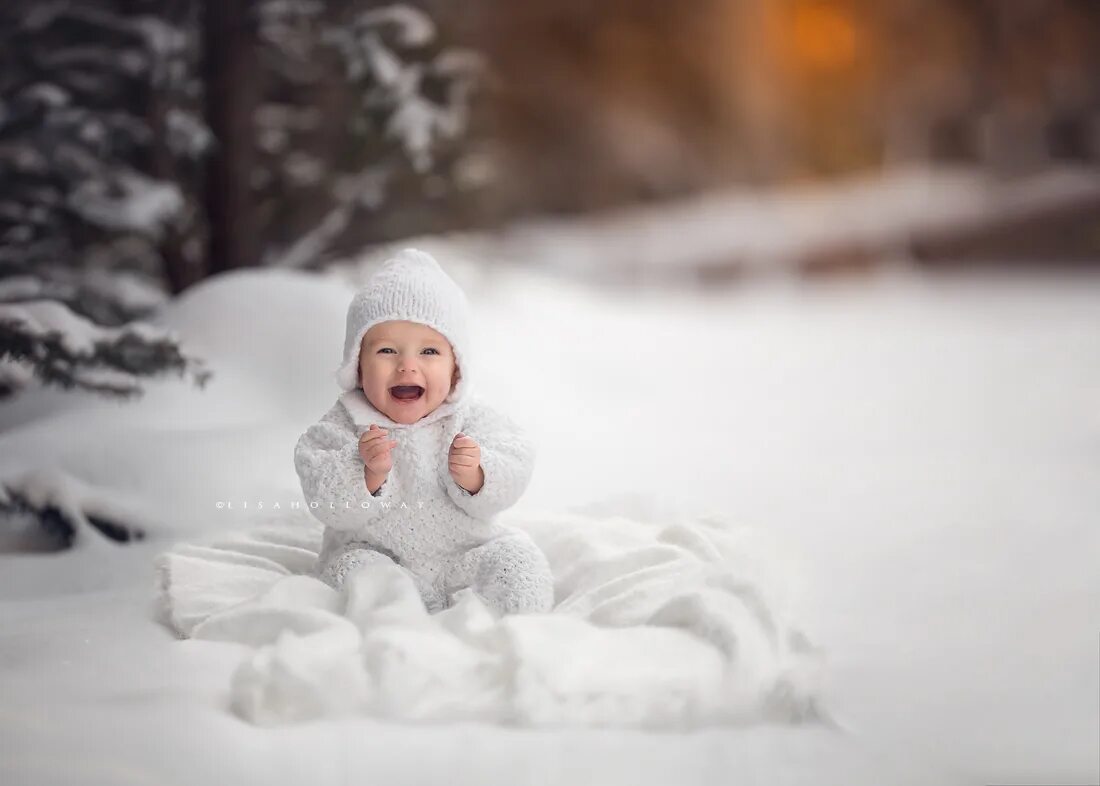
[148,0,208,294]
[202,0,262,273]
[150,99,198,295]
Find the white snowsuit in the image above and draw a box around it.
[294,386,554,615]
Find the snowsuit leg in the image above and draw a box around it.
[448,533,554,615]
[316,544,396,589]
[316,543,447,612]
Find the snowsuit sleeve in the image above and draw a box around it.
[445,400,535,520]
[293,402,395,532]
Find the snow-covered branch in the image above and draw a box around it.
[0,0,210,400]
[256,1,485,268]
[0,468,148,549]
[0,299,209,399]
[325,6,484,173]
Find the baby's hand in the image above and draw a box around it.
[359,424,398,478]
[449,432,484,494]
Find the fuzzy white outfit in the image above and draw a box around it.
[293,249,553,615]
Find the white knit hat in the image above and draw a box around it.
[334,248,472,403]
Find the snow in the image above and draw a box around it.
[441,166,1100,283]
[21,82,70,108]
[131,15,188,58]
[0,299,167,354]
[1,253,1098,785]
[322,6,476,174]
[357,6,436,48]
[165,108,214,159]
[68,172,183,237]
[81,268,168,315]
[0,275,46,300]
[0,358,34,391]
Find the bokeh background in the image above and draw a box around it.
[2,0,1098,317]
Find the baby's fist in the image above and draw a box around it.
[449,432,484,494]
[359,424,398,476]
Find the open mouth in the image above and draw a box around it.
[389,385,425,402]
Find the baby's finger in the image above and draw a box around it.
[449,454,479,469]
[360,427,389,444]
[452,434,478,448]
[368,439,397,458]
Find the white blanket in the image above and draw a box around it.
[154,497,827,728]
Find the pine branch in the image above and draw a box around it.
[0,299,210,399]
[0,471,146,548]
[258,1,484,267]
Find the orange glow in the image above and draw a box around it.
[788,3,859,72]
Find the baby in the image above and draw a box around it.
[293,248,554,616]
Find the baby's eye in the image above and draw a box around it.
[377,348,396,354]
[421,348,440,355]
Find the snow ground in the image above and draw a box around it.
[0,258,1098,786]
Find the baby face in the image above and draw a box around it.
[358,320,458,424]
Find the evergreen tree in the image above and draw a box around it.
[0,0,211,401]
[252,1,484,268]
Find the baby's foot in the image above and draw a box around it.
[413,574,448,614]
[318,548,395,589]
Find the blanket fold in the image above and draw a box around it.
[154,498,826,728]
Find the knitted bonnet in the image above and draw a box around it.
[334,248,472,403]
